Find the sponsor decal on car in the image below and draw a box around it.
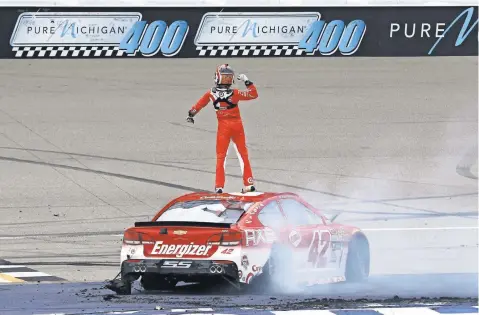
[173,230,188,235]
[200,195,236,200]
[289,230,302,247]
[161,260,193,268]
[308,230,332,268]
[244,228,276,246]
[241,255,249,269]
[245,272,254,284]
[248,202,264,215]
[151,241,212,258]
[331,228,349,241]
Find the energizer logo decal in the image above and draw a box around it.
[151,241,212,258]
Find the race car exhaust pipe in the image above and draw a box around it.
[209,265,224,274]
[133,265,147,273]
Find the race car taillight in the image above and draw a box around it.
[123,230,155,245]
[123,230,141,245]
[207,231,243,246]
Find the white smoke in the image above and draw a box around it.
[257,98,478,299]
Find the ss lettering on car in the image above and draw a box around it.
[161,260,192,268]
[307,230,331,268]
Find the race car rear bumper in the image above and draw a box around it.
[121,259,239,280]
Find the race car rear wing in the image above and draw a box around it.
[134,221,232,228]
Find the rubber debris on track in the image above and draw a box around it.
[29,305,479,315]
[0,259,65,283]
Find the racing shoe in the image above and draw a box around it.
[242,185,256,193]
[215,187,223,193]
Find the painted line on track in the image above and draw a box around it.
[273,311,336,314]
[171,307,213,313]
[0,259,65,283]
[0,273,24,283]
[30,306,479,315]
[375,307,443,315]
[0,264,29,269]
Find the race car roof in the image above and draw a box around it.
[152,191,301,221]
[170,191,298,203]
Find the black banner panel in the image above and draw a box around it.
[0,6,477,58]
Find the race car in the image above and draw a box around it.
[106,191,370,295]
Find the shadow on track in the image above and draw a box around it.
[0,273,477,314]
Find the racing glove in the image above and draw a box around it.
[237,73,253,87]
[186,109,195,124]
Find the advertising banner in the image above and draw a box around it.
[0,6,476,58]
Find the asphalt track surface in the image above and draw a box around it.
[0,57,477,313]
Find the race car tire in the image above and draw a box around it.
[106,278,132,295]
[140,274,178,291]
[247,244,294,293]
[345,233,370,282]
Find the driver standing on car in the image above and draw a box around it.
[186,64,258,194]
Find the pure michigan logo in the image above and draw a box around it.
[298,19,367,55]
[119,20,189,57]
[428,7,478,55]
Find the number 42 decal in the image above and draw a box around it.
[308,230,331,268]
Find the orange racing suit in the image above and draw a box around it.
[189,82,258,189]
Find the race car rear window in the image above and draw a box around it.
[156,200,254,224]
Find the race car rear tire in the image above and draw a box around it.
[345,234,370,282]
[247,244,294,293]
[140,274,178,291]
[106,278,132,295]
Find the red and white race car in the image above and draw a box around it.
[107,191,370,295]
